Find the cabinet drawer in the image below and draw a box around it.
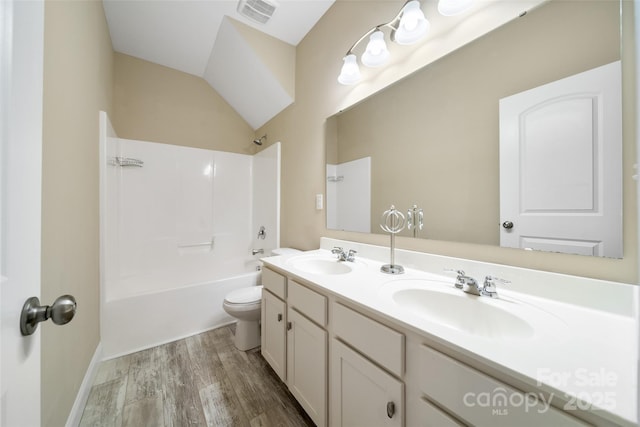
[333,303,404,377]
[419,345,588,426]
[262,267,286,299]
[288,280,327,326]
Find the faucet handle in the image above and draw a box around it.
[482,275,510,298]
[347,249,357,262]
[444,268,467,289]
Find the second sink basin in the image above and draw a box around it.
[379,279,565,340]
[391,287,534,339]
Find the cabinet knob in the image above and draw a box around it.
[277,313,282,322]
[386,401,395,418]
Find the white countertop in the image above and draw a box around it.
[262,239,638,427]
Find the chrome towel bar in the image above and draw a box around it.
[178,237,215,248]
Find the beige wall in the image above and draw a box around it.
[259,0,638,283]
[41,0,114,425]
[230,18,296,100]
[334,1,621,246]
[113,53,255,153]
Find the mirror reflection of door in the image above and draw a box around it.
[499,61,622,258]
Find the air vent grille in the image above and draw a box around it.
[237,0,277,24]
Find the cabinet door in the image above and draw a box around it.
[261,289,286,381]
[331,339,404,427]
[287,308,327,427]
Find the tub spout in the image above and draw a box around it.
[252,249,264,255]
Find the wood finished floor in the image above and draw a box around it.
[80,325,315,427]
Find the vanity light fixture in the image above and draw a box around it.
[338,0,473,85]
[438,0,474,16]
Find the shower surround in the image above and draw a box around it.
[99,112,280,358]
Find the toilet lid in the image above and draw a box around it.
[225,285,263,304]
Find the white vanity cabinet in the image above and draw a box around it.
[261,268,328,427]
[287,279,328,427]
[287,307,327,426]
[331,339,404,427]
[331,302,406,426]
[261,268,287,381]
[261,263,596,427]
[261,289,286,381]
[417,345,589,427]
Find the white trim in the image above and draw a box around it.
[634,0,640,423]
[65,342,103,427]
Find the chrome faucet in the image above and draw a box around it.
[445,270,509,298]
[252,248,264,255]
[331,247,357,262]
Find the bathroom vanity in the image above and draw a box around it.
[260,238,637,427]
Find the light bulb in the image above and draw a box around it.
[394,1,430,45]
[362,31,390,68]
[337,54,361,85]
[438,0,473,16]
[402,15,418,31]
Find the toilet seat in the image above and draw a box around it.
[224,285,263,305]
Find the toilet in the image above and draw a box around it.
[222,247,300,351]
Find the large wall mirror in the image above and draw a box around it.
[326,0,625,258]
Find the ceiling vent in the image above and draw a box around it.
[237,0,278,24]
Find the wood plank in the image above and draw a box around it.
[208,324,234,346]
[125,346,163,405]
[186,330,225,389]
[159,340,207,427]
[249,406,313,427]
[216,337,266,420]
[199,376,250,427]
[246,351,315,427]
[122,396,164,427]
[79,376,127,427]
[93,354,132,386]
[80,325,313,427]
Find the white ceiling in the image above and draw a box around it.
[103,0,335,128]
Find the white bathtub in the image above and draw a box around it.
[101,269,261,359]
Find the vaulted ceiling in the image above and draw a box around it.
[103,0,335,129]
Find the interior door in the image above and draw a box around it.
[0,0,44,425]
[499,61,622,257]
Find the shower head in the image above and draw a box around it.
[253,134,267,146]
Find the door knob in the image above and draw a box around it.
[502,221,514,229]
[20,295,77,336]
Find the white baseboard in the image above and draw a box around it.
[65,342,103,427]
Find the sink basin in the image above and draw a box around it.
[288,256,354,275]
[379,279,563,340]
